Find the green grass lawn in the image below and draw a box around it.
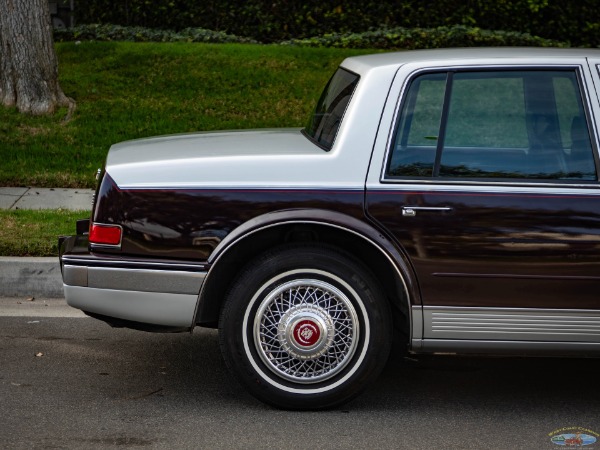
[0,210,88,256]
[0,42,373,188]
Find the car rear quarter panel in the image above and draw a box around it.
[94,177,367,259]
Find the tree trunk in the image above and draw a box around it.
[0,0,74,115]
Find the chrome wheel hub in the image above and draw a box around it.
[278,307,335,360]
[254,278,359,384]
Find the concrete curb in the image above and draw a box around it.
[0,257,64,298]
[0,187,94,298]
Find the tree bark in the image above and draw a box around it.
[0,0,74,115]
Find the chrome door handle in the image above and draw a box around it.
[402,206,453,217]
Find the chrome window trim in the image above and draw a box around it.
[376,178,600,189]
[366,181,600,196]
[380,63,600,185]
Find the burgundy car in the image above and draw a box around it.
[60,47,600,409]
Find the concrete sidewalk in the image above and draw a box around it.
[0,187,94,210]
[0,187,94,298]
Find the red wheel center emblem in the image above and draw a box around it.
[293,320,320,347]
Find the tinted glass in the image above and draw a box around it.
[388,70,596,181]
[304,68,359,150]
[444,73,528,149]
[388,73,446,177]
[440,72,530,178]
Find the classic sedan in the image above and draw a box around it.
[60,47,600,409]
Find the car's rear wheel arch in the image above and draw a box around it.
[195,218,414,351]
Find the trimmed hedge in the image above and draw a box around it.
[281,26,566,50]
[54,24,568,49]
[73,0,598,47]
[54,24,257,44]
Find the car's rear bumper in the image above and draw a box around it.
[59,233,207,331]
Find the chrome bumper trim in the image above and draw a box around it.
[61,255,208,272]
[63,265,205,295]
[64,285,198,328]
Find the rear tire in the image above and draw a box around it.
[219,245,392,410]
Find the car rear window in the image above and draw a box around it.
[304,68,359,151]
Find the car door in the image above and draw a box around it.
[366,61,600,351]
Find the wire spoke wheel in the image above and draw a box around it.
[219,245,392,410]
[254,279,359,383]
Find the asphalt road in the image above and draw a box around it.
[1,298,599,450]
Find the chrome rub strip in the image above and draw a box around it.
[61,256,208,272]
[63,265,206,295]
[423,306,600,343]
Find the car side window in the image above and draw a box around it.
[388,73,445,177]
[387,69,597,181]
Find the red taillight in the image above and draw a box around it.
[89,224,122,246]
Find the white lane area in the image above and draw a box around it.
[0,297,87,318]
